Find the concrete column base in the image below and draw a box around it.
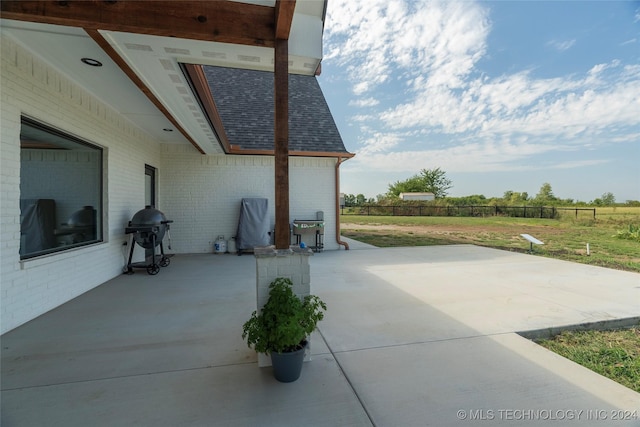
[254,246,313,367]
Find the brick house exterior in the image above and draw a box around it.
[1,27,350,333]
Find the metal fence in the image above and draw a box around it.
[342,205,596,219]
[556,207,597,219]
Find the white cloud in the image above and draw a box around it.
[351,114,374,122]
[376,55,640,141]
[324,0,640,179]
[325,0,489,94]
[349,140,558,173]
[548,160,611,170]
[349,97,380,107]
[547,39,576,51]
[358,132,403,155]
[348,140,611,175]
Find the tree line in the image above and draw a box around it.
[342,168,639,208]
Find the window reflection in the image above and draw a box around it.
[20,117,103,259]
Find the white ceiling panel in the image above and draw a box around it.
[1,1,326,155]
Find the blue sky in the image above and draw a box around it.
[317,0,640,203]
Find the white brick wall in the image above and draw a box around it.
[160,145,339,253]
[1,36,161,333]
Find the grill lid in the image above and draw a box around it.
[128,206,171,249]
[130,205,167,226]
[67,206,96,228]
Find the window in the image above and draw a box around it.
[19,117,103,259]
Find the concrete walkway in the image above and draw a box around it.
[2,244,639,426]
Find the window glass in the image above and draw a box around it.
[20,117,103,259]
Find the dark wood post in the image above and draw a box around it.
[274,38,289,249]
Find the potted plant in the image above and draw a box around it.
[242,277,327,382]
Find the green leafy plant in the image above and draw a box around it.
[242,277,327,354]
[613,224,640,242]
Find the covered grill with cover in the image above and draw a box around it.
[235,198,270,255]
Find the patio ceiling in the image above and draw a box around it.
[0,0,326,154]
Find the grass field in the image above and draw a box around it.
[538,328,640,393]
[341,206,640,272]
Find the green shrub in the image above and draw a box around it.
[614,224,640,242]
[242,278,327,354]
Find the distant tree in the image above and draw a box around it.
[376,193,391,203]
[342,193,375,207]
[534,183,557,204]
[387,176,423,196]
[536,183,555,199]
[600,192,616,205]
[343,194,356,207]
[387,168,453,199]
[591,193,616,206]
[444,194,487,206]
[503,190,529,205]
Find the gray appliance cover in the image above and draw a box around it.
[20,199,57,255]
[235,198,270,250]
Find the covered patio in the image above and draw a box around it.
[2,243,638,426]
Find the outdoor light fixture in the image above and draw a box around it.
[81,58,103,67]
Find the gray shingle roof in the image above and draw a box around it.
[203,66,349,154]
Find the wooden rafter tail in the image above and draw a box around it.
[274,0,296,40]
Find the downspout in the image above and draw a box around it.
[335,156,349,250]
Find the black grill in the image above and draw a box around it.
[124,206,173,275]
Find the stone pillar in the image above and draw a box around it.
[254,246,313,367]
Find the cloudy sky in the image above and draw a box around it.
[317,0,640,202]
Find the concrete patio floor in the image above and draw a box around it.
[2,241,639,426]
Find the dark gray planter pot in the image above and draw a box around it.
[270,341,307,383]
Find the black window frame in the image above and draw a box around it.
[145,164,157,209]
[19,116,104,260]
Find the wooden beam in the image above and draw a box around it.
[274,37,289,250]
[274,0,296,40]
[1,1,276,48]
[86,29,205,154]
[183,64,231,153]
[227,146,355,158]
